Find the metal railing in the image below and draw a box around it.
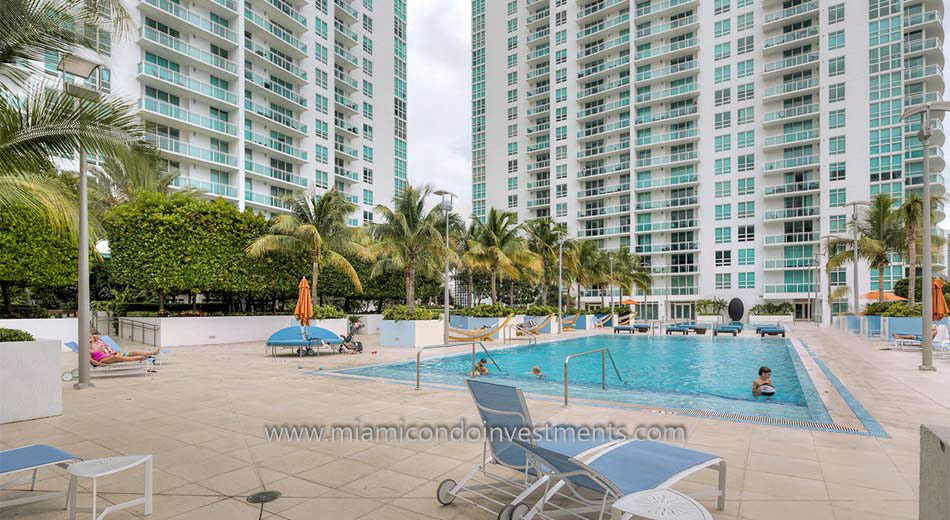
[415,342,502,390]
[501,323,540,344]
[564,348,624,405]
[118,318,160,347]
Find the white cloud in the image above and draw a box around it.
[407,0,473,218]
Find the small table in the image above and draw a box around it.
[612,489,712,520]
[67,455,152,520]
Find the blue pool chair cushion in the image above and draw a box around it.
[0,445,80,475]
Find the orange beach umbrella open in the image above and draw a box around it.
[863,291,906,302]
[294,277,312,327]
[621,298,637,305]
[932,278,949,321]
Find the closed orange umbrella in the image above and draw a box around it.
[863,291,906,302]
[294,277,312,327]
[932,278,949,320]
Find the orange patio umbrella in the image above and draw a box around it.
[862,291,906,302]
[294,277,312,327]
[932,278,949,320]
[621,298,637,305]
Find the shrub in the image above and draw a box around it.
[383,305,438,321]
[750,302,793,315]
[0,328,34,342]
[696,298,727,315]
[177,310,206,317]
[864,301,897,316]
[880,302,922,317]
[455,303,512,318]
[312,304,345,320]
[524,305,556,316]
[126,311,159,318]
[0,305,48,319]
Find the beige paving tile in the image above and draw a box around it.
[279,495,383,520]
[738,500,835,520]
[342,468,429,498]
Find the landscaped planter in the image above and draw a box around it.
[864,315,882,337]
[526,315,557,333]
[1,339,62,423]
[381,319,444,348]
[124,316,348,347]
[749,314,792,326]
[0,318,77,350]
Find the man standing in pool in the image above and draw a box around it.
[752,366,776,398]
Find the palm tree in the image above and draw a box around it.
[522,218,566,306]
[827,194,902,303]
[366,184,450,312]
[898,194,924,304]
[611,246,652,310]
[0,0,143,233]
[247,189,362,307]
[570,240,603,310]
[89,145,184,209]
[457,220,481,308]
[467,208,539,302]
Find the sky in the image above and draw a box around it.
[405,3,950,227]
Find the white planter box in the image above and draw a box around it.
[695,314,723,327]
[1,340,62,424]
[381,319,444,348]
[353,314,383,335]
[124,316,349,347]
[749,315,793,326]
[0,318,77,351]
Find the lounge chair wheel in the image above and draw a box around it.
[497,505,513,520]
[510,502,530,520]
[62,371,74,382]
[436,479,456,505]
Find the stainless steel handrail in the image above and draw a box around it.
[117,317,160,346]
[501,323,539,344]
[415,341,502,390]
[563,347,624,405]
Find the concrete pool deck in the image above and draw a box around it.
[1,324,949,519]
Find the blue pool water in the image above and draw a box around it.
[341,335,831,422]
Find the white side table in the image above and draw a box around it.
[67,455,152,520]
[612,489,712,520]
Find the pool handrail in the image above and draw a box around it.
[414,341,502,390]
[501,322,539,344]
[563,347,624,406]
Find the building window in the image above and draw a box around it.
[716,273,732,290]
[715,88,731,106]
[714,42,731,60]
[715,180,731,198]
[829,3,844,23]
[829,83,845,103]
[507,195,518,208]
[828,30,845,50]
[829,135,846,155]
[738,272,755,289]
[737,130,754,148]
[829,188,846,207]
[737,82,754,101]
[556,203,567,217]
[715,250,732,266]
[829,56,845,77]
[737,154,754,172]
[715,204,731,221]
[830,215,846,233]
[736,36,753,54]
[715,158,731,175]
[555,184,567,198]
[737,59,754,78]
[715,65,731,83]
[829,162,846,181]
[715,134,731,152]
[738,248,754,265]
[715,111,731,129]
[737,225,754,242]
[715,19,730,38]
[736,12,753,31]
[507,177,518,190]
[714,0,730,15]
[737,177,754,195]
[829,109,845,129]
[737,201,754,218]
[715,227,731,244]
[737,106,754,125]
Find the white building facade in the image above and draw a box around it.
[472,0,946,321]
[54,0,408,222]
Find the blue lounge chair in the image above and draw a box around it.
[756,324,786,337]
[615,323,652,334]
[728,321,744,331]
[0,445,81,509]
[62,341,156,381]
[265,325,344,356]
[666,323,690,335]
[510,439,724,520]
[713,324,740,336]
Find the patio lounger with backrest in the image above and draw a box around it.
[100,336,166,365]
[594,314,612,328]
[666,324,690,335]
[728,321,744,331]
[713,325,740,337]
[0,445,81,509]
[561,313,580,331]
[508,438,725,520]
[757,324,786,337]
[63,342,153,380]
[613,326,636,334]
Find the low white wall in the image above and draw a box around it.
[0,318,77,350]
[353,314,383,335]
[920,424,950,520]
[127,316,349,347]
[0,340,62,424]
[380,319,444,348]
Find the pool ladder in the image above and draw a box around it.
[563,348,624,406]
[414,341,502,390]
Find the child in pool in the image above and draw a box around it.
[471,358,489,377]
[752,366,775,397]
[531,366,544,379]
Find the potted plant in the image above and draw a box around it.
[696,298,727,326]
[380,305,443,348]
[749,302,794,326]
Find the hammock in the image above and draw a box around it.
[517,313,556,335]
[448,315,515,341]
[561,313,581,331]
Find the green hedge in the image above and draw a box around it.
[383,305,439,321]
[866,301,922,317]
[312,304,345,319]
[0,328,34,342]
[750,302,793,315]
[523,305,556,316]
[454,303,512,318]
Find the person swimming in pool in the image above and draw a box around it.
[531,366,544,379]
[471,358,489,377]
[752,366,775,398]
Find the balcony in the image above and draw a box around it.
[245,100,306,136]
[526,8,549,26]
[578,119,630,140]
[649,265,699,275]
[904,37,943,56]
[635,128,698,147]
[245,160,308,187]
[762,129,819,148]
[526,66,550,80]
[763,1,818,26]
[763,78,819,100]
[634,105,698,126]
[634,38,697,63]
[763,180,820,196]
[635,15,697,40]
[246,191,289,210]
[635,151,698,169]
[635,241,698,254]
[763,52,818,75]
[526,104,551,117]
[139,98,237,136]
[527,122,550,135]
[245,70,306,108]
[763,26,819,52]
[649,286,698,296]
[763,206,819,221]
[334,0,358,23]
[245,7,307,56]
[764,283,816,294]
[334,117,359,137]
[578,76,629,100]
[764,258,819,270]
[904,10,943,30]
[526,159,550,171]
[635,219,698,233]
[262,0,307,30]
[577,204,630,218]
[635,173,697,189]
[578,34,631,62]
[577,140,630,159]
[635,60,697,82]
[145,134,237,168]
[173,176,237,197]
[763,103,819,125]
[577,55,629,80]
[526,46,551,63]
[578,161,630,179]
[140,0,238,45]
[634,82,697,105]
[334,166,360,182]
[245,38,306,81]
[763,155,819,173]
[334,69,359,91]
[334,142,359,159]
[245,130,307,161]
[335,20,359,46]
[137,62,237,106]
[635,0,697,19]
[527,28,550,44]
[527,141,550,153]
[140,27,237,76]
[578,12,629,42]
[577,225,630,238]
[634,195,698,211]
[578,182,629,199]
[334,43,360,68]
[764,232,818,245]
[578,0,626,21]
[904,65,944,85]
[526,84,550,98]
[334,93,359,113]
[577,97,630,119]
[526,198,551,208]
[526,178,550,190]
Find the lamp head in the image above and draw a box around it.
[57,49,104,79]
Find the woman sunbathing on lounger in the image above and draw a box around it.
[89,333,159,365]
[892,326,936,341]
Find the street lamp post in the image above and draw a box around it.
[556,229,566,333]
[59,51,103,390]
[902,101,950,371]
[844,201,870,317]
[433,190,457,344]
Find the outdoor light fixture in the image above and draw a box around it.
[433,190,457,344]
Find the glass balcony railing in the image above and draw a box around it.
[904,10,942,27]
[578,55,630,79]
[577,225,630,238]
[635,82,697,103]
[173,176,236,197]
[577,204,630,218]
[764,78,818,98]
[246,191,289,209]
[764,103,818,122]
[763,26,819,49]
[634,105,697,125]
[244,99,307,133]
[904,65,943,81]
[527,122,550,134]
[577,97,630,118]
[245,70,306,107]
[334,0,358,20]
[527,141,550,152]
[141,27,237,74]
[334,117,359,135]
[334,43,359,66]
[635,151,697,168]
[138,63,237,105]
[634,196,698,211]
[335,166,360,182]
[577,76,629,99]
[763,129,818,147]
[578,119,630,139]
[526,47,551,61]
[245,38,307,79]
[526,66,550,80]
[146,134,237,167]
[635,241,698,253]
[764,232,819,245]
[265,0,306,27]
[526,84,550,97]
[334,93,359,111]
[763,206,819,220]
[577,140,630,159]
[764,258,818,269]
[578,161,629,178]
[334,142,359,158]
[334,69,358,89]
[143,0,238,42]
[578,12,629,40]
[904,37,943,54]
[764,283,815,294]
[578,0,625,19]
[904,92,942,107]
[635,60,697,82]
[526,8,549,25]
[635,219,698,232]
[763,1,817,24]
[578,33,630,60]
[527,28,550,43]
[526,104,551,116]
[140,98,237,136]
[764,52,818,73]
[635,38,697,61]
[635,0,694,18]
[245,7,307,54]
[763,155,819,172]
[635,128,697,146]
[578,183,629,198]
[763,180,820,195]
[634,173,697,189]
[334,20,359,43]
[526,198,551,208]
[635,14,697,39]
[245,130,307,160]
[211,0,237,13]
[245,160,308,187]
[526,178,550,189]
[527,159,551,171]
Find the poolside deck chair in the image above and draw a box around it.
[509,439,725,520]
[265,326,345,356]
[517,314,555,336]
[436,380,620,518]
[665,323,690,335]
[614,314,633,327]
[561,314,580,331]
[449,315,515,341]
[713,324,740,337]
[62,342,155,380]
[0,445,80,509]
[100,336,167,365]
[756,324,786,337]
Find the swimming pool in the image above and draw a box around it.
[340,335,832,423]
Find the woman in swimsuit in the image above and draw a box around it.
[89,333,159,365]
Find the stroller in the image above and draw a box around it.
[337,322,365,354]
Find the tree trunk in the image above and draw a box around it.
[539,260,548,306]
[407,256,416,312]
[311,258,320,309]
[878,265,885,303]
[490,269,497,303]
[600,284,605,308]
[508,280,514,306]
[1,282,11,316]
[908,232,918,304]
[158,288,165,313]
[467,270,474,308]
[576,281,581,311]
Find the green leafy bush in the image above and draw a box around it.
[383,305,438,321]
[585,306,614,315]
[0,328,34,342]
[864,301,897,316]
[696,298,727,315]
[312,304,345,319]
[177,310,206,317]
[0,305,48,319]
[880,302,922,317]
[524,305,556,316]
[455,303,512,317]
[750,302,793,315]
